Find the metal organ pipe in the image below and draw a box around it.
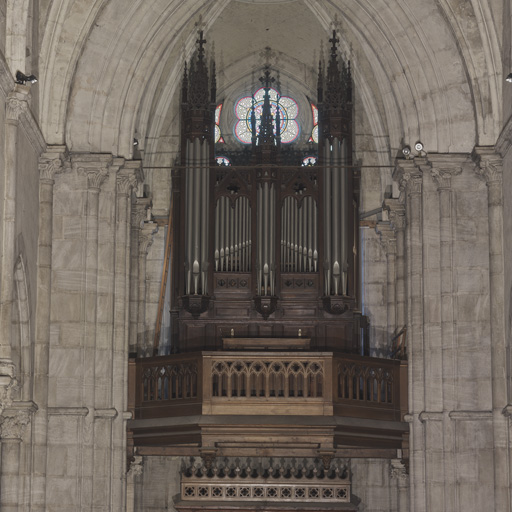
[323,142,331,293]
[184,138,210,296]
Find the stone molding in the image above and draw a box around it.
[448,410,492,420]
[94,408,118,419]
[47,407,89,416]
[419,411,443,422]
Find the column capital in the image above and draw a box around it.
[472,146,503,185]
[383,198,406,232]
[393,158,425,197]
[38,146,70,182]
[0,402,36,441]
[390,458,409,482]
[72,153,113,190]
[117,161,144,197]
[139,222,158,255]
[427,153,467,190]
[6,85,30,121]
[132,197,152,229]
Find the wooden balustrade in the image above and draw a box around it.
[133,351,405,422]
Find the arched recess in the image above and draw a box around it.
[12,255,32,401]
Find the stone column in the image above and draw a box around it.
[376,221,397,346]
[393,158,425,512]
[31,146,68,511]
[472,147,510,512]
[0,405,33,512]
[72,154,111,510]
[0,85,29,390]
[390,458,409,512]
[111,162,143,511]
[137,223,158,357]
[385,199,406,334]
[429,154,466,512]
[129,199,151,356]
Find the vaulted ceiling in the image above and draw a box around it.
[27,0,503,166]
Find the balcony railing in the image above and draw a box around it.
[131,351,406,422]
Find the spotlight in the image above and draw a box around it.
[414,141,424,152]
[402,146,411,157]
[506,73,512,83]
[15,71,37,85]
[133,138,139,146]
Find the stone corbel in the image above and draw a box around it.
[132,197,152,230]
[127,455,143,478]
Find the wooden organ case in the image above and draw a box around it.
[129,31,408,473]
[171,32,366,354]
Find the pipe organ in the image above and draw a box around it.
[169,30,365,354]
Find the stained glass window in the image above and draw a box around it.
[310,103,319,144]
[234,87,299,144]
[302,156,318,166]
[216,156,231,166]
[215,104,224,143]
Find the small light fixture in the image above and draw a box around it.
[414,141,424,152]
[506,73,512,83]
[133,138,139,146]
[15,70,37,85]
[402,146,411,158]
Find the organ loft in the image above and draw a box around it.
[128,29,407,510]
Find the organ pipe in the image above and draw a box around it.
[184,138,210,295]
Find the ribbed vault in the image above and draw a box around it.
[34,0,502,168]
